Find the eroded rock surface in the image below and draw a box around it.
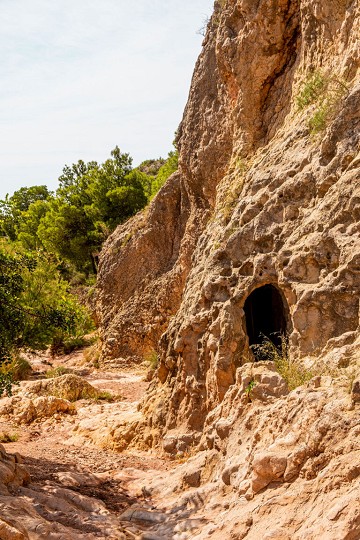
[95,0,360,538]
[97,0,360,432]
[0,375,103,425]
[127,371,360,540]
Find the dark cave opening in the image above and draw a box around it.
[244,284,287,352]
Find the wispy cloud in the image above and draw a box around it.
[0,0,213,197]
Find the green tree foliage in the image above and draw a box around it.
[0,241,92,395]
[1,145,178,278]
[84,147,147,230]
[37,197,98,275]
[0,244,79,359]
[0,185,52,240]
[17,200,50,250]
[0,249,33,362]
[136,158,166,198]
[36,147,149,274]
[150,150,178,197]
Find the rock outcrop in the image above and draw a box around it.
[0,375,103,424]
[127,372,360,540]
[96,1,360,537]
[97,0,360,436]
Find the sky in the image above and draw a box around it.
[0,0,214,199]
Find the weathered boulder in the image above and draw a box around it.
[21,374,100,402]
[0,395,75,424]
[0,375,103,424]
[0,444,29,495]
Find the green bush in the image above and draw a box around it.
[49,333,95,357]
[149,150,178,198]
[45,366,72,378]
[251,335,314,390]
[0,373,14,397]
[0,355,32,381]
[296,71,349,134]
[0,241,93,384]
[0,432,19,443]
[296,71,326,110]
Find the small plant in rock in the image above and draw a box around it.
[45,366,72,378]
[251,334,314,390]
[197,15,210,37]
[121,232,133,248]
[308,103,330,133]
[222,192,239,224]
[245,379,256,398]
[0,431,19,443]
[211,1,226,29]
[234,158,248,174]
[0,373,14,397]
[296,70,349,135]
[296,71,327,110]
[93,391,122,403]
[144,349,159,370]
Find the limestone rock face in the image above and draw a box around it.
[95,6,360,535]
[132,373,360,540]
[97,0,360,438]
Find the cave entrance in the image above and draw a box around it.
[244,284,287,354]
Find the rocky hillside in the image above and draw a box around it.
[97,0,359,427]
[95,1,360,538]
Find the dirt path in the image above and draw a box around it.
[0,350,179,539]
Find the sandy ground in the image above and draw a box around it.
[0,348,177,539]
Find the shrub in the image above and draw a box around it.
[144,349,159,369]
[50,333,95,357]
[0,242,92,364]
[93,391,122,402]
[245,379,256,399]
[0,355,32,381]
[0,373,14,397]
[251,335,314,390]
[308,102,331,133]
[0,355,31,397]
[296,71,349,134]
[45,366,72,378]
[296,71,327,110]
[0,432,19,443]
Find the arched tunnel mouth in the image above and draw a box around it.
[244,284,288,358]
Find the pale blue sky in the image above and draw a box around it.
[0,0,214,199]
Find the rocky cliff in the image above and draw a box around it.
[96,1,360,537]
[97,0,359,428]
